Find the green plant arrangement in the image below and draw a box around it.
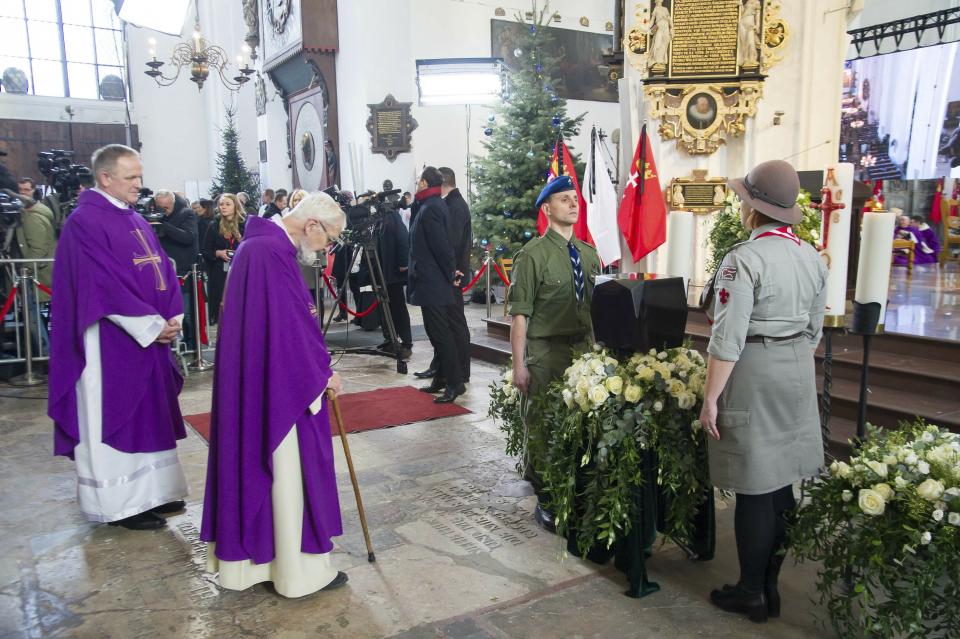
[706,189,821,274]
[488,366,526,461]
[490,345,712,556]
[790,421,960,639]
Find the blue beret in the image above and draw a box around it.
[535,175,575,210]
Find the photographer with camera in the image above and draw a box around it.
[154,189,200,349]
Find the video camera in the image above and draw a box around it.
[0,190,24,255]
[37,150,92,205]
[323,185,402,248]
[133,187,164,224]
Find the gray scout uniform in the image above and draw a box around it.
[705,222,828,495]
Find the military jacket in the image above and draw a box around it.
[508,228,601,339]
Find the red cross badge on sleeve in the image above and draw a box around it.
[719,288,730,305]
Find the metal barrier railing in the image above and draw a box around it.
[1,258,54,386]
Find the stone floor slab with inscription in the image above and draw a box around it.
[0,339,834,638]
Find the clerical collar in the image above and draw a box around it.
[92,187,132,210]
[269,214,297,247]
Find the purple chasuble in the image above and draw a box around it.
[914,226,940,264]
[48,190,186,459]
[200,216,342,564]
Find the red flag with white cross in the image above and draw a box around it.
[618,124,666,261]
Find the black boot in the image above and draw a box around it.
[710,585,768,623]
[765,551,786,618]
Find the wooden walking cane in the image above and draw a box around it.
[327,389,376,562]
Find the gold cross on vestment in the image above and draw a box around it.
[131,228,167,291]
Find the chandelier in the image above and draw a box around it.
[144,8,253,91]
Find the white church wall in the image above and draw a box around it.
[334,0,619,199]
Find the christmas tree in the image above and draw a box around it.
[469,4,585,260]
[210,107,260,201]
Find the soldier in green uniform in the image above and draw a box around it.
[508,176,601,530]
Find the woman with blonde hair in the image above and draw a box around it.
[202,193,246,325]
[288,189,308,213]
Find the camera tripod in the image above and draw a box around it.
[322,241,408,375]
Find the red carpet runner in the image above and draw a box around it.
[184,385,471,443]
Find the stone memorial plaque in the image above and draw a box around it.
[366,94,418,162]
[669,170,728,213]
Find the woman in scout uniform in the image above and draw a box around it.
[698,160,827,623]
[509,176,600,530]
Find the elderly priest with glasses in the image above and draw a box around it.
[200,192,350,598]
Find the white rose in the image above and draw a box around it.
[636,367,655,382]
[624,384,642,403]
[588,384,609,407]
[872,483,894,502]
[591,360,606,375]
[605,375,624,395]
[503,369,514,384]
[604,356,619,367]
[883,455,898,466]
[904,452,919,466]
[841,490,853,502]
[668,379,687,397]
[946,487,960,498]
[657,351,668,360]
[921,431,935,443]
[917,478,945,502]
[653,400,663,412]
[866,460,888,478]
[894,476,909,489]
[677,391,697,410]
[920,531,932,545]
[833,461,853,479]
[656,366,672,380]
[858,489,886,516]
[917,460,930,475]
[562,389,574,408]
[949,512,960,526]
[648,348,657,356]
[933,509,944,522]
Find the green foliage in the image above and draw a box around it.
[490,345,712,556]
[790,421,960,638]
[706,189,821,274]
[468,6,585,262]
[210,107,260,201]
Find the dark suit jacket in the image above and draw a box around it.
[157,195,199,276]
[407,194,456,307]
[443,188,473,280]
[377,210,410,285]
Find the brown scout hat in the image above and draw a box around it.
[728,159,802,225]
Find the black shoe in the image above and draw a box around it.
[398,345,413,360]
[434,384,466,403]
[420,381,445,394]
[534,503,556,533]
[151,500,186,515]
[377,340,392,350]
[333,313,347,322]
[108,511,166,530]
[710,585,768,623]
[414,368,438,379]
[321,571,349,591]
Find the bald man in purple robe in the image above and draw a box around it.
[48,144,188,531]
[201,192,348,597]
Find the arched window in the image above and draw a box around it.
[0,0,126,101]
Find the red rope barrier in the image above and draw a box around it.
[36,283,52,296]
[492,261,511,286]
[321,275,380,318]
[0,286,18,319]
[460,262,487,293]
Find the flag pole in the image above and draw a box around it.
[637,123,647,198]
[589,126,597,199]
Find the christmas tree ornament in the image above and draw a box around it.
[481,239,490,246]
[524,230,533,239]
[513,47,523,58]
[496,244,507,253]
[526,150,535,158]
[551,115,562,127]
[529,25,537,34]
[484,127,493,136]
[535,63,543,73]
[503,210,513,218]
[487,114,496,123]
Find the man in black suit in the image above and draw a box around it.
[407,167,464,404]
[154,189,200,349]
[415,167,472,383]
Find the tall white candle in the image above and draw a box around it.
[665,210,694,289]
[821,163,854,324]
[854,211,896,330]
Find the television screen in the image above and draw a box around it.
[840,42,960,182]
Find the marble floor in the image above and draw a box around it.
[1,320,834,639]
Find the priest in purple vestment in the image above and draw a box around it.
[48,144,189,531]
[910,215,940,264]
[200,192,348,598]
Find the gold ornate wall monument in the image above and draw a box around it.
[625,0,789,155]
[669,170,729,212]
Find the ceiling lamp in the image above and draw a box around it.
[143,4,253,91]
